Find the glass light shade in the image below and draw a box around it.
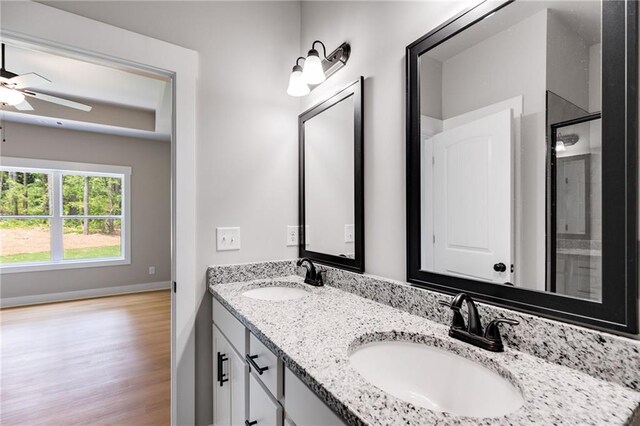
[287,69,310,97]
[0,86,25,106]
[302,52,326,85]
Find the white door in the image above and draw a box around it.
[432,109,513,283]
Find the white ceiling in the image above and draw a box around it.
[3,43,169,111]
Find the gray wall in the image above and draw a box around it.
[0,122,171,298]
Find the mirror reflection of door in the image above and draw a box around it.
[424,109,513,284]
[418,0,603,300]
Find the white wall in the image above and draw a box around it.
[546,10,590,112]
[419,54,443,120]
[0,122,171,301]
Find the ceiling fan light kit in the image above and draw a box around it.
[0,86,25,106]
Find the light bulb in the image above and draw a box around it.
[0,86,25,106]
[302,50,326,85]
[286,65,310,97]
[555,141,566,152]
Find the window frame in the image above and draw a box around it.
[0,157,131,274]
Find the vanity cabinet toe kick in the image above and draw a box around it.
[212,297,345,426]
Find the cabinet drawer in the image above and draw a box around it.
[249,373,282,426]
[212,297,246,356]
[248,333,283,399]
[284,367,345,426]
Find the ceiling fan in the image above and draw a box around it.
[0,43,92,112]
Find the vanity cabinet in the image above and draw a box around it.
[249,374,282,426]
[213,326,246,426]
[283,368,344,426]
[212,297,345,426]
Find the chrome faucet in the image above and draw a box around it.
[296,258,325,287]
[439,293,518,352]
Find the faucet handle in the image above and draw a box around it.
[484,318,519,341]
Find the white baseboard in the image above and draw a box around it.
[0,281,171,308]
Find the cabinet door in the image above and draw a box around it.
[284,367,345,426]
[229,346,248,425]
[248,374,282,426]
[214,327,232,426]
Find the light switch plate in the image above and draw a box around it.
[217,227,241,251]
[344,224,355,243]
[286,226,298,246]
[148,266,156,275]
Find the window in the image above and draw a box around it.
[0,157,131,273]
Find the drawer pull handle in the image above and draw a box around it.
[245,354,269,375]
[245,421,257,426]
[217,352,229,386]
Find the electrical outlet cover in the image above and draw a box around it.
[344,224,355,243]
[217,227,241,251]
[286,226,298,246]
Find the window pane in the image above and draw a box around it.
[0,171,50,216]
[63,218,121,260]
[62,175,85,215]
[62,175,122,216]
[0,218,51,264]
[88,177,122,215]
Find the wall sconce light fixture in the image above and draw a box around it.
[287,40,351,97]
[287,57,310,97]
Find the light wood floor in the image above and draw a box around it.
[0,291,170,425]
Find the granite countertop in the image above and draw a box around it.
[209,275,640,425]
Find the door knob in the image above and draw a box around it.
[493,263,507,272]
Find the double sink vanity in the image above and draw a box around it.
[209,260,640,425]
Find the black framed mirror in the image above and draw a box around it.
[406,0,637,333]
[299,77,364,272]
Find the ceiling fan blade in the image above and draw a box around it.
[24,91,92,112]
[8,73,51,89]
[14,100,34,111]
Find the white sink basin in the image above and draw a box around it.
[242,285,310,301]
[349,340,523,418]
